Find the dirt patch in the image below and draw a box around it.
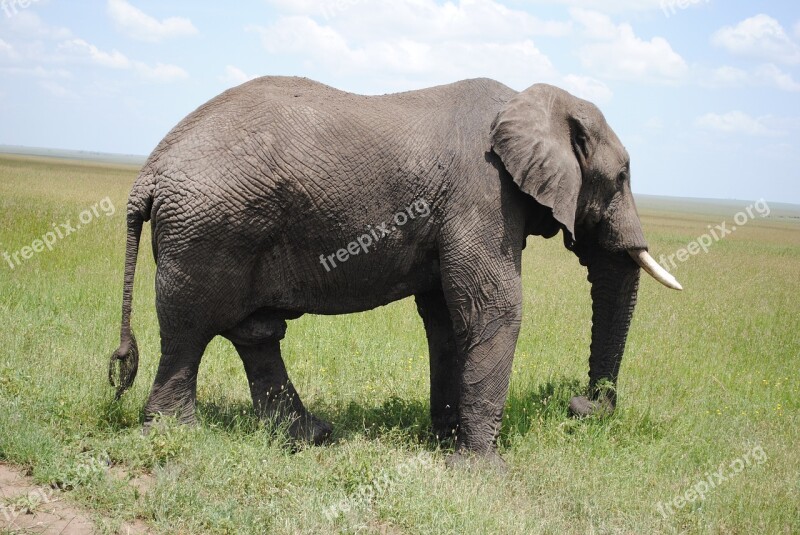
[0,463,152,534]
[108,466,156,499]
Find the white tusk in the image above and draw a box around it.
[628,249,683,291]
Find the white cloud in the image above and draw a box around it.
[528,0,664,12]
[107,0,198,42]
[265,0,328,14]
[134,62,189,82]
[0,39,14,59]
[57,39,130,69]
[528,0,711,16]
[695,111,780,136]
[701,64,800,92]
[572,9,687,83]
[561,74,613,103]
[251,0,575,92]
[0,15,72,66]
[266,0,571,39]
[570,8,617,40]
[251,14,558,91]
[712,14,800,65]
[0,11,71,40]
[56,38,187,82]
[39,80,76,99]
[3,9,190,84]
[755,63,800,92]
[703,65,749,88]
[644,117,664,130]
[1,66,71,78]
[220,65,258,86]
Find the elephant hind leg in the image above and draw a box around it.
[144,337,209,426]
[416,289,461,440]
[224,312,332,446]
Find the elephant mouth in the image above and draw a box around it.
[628,249,683,291]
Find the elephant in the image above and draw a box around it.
[108,76,681,466]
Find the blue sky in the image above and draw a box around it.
[0,0,798,203]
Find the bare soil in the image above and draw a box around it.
[0,463,152,535]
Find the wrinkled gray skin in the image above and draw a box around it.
[110,77,650,466]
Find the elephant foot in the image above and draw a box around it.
[285,411,333,446]
[568,395,615,418]
[142,408,198,434]
[143,394,199,428]
[431,417,459,442]
[445,449,506,472]
[260,403,332,446]
[431,426,458,442]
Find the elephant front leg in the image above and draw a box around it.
[441,264,523,467]
[448,313,520,468]
[416,289,461,440]
[233,339,332,446]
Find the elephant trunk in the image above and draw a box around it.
[570,250,640,416]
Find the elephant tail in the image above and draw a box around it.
[109,174,154,399]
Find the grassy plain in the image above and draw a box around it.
[0,154,798,534]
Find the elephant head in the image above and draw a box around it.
[491,84,681,416]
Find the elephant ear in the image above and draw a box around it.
[491,84,584,243]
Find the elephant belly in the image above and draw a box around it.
[255,247,441,316]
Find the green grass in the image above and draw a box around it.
[1,154,798,534]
